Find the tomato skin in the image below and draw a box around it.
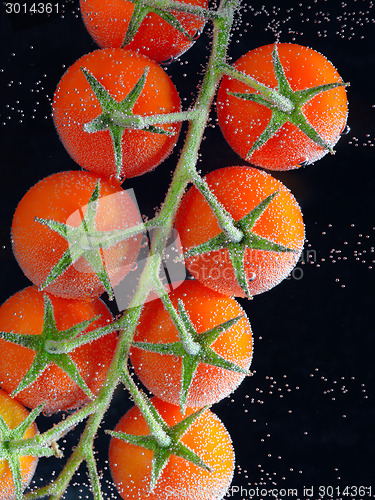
[175,166,304,297]
[80,0,208,63]
[130,280,253,408]
[109,397,235,500]
[0,286,117,413]
[217,43,348,171]
[0,389,38,500]
[11,170,141,300]
[53,48,181,179]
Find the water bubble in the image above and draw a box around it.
[192,30,202,41]
[341,124,351,135]
[160,56,175,66]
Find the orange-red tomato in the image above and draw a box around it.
[0,286,117,413]
[217,43,348,170]
[11,170,141,300]
[0,389,38,500]
[130,280,253,408]
[109,397,235,500]
[175,166,305,297]
[80,0,208,63]
[53,48,181,179]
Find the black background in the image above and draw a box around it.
[1,0,375,498]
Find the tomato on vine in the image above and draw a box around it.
[53,48,181,180]
[175,166,305,297]
[130,280,253,411]
[0,286,118,413]
[0,389,39,500]
[80,0,208,63]
[108,397,235,500]
[11,170,141,300]
[217,43,348,170]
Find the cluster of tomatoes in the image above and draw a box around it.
[0,0,348,498]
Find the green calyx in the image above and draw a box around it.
[107,399,211,491]
[0,405,57,500]
[133,299,249,413]
[184,190,297,298]
[121,0,194,50]
[229,44,349,159]
[0,294,100,399]
[82,67,173,180]
[37,181,116,299]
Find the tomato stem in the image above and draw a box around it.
[191,170,243,243]
[107,109,197,130]
[154,277,201,356]
[221,63,294,113]
[132,0,220,20]
[119,367,172,447]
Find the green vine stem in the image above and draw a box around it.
[84,110,196,133]
[130,0,220,20]
[20,0,249,497]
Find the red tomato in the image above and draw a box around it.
[0,286,117,413]
[0,389,38,500]
[53,49,181,180]
[175,166,305,297]
[130,280,253,409]
[217,43,348,170]
[11,170,141,300]
[80,0,208,63]
[109,397,235,500]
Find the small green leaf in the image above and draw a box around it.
[229,90,275,108]
[7,453,23,500]
[238,191,279,231]
[197,314,244,347]
[121,0,193,49]
[108,431,159,452]
[84,250,114,300]
[150,447,171,490]
[179,355,200,413]
[108,125,125,179]
[0,331,41,351]
[40,249,74,290]
[170,406,208,442]
[122,67,149,109]
[173,440,211,471]
[177,300,198,340]
[54,354,94,399]
[228,243,251,298]
[200,348,249,375]
[35,217,69,238]
[247,110,288,158]
[272,44,293,95]
[295,81,348,103]
[14,405,43,439]
[153,9,193,42]
[121,3,149,47]
[183,232,229,259]
[81,67,117,110]
[12,352,49,396]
